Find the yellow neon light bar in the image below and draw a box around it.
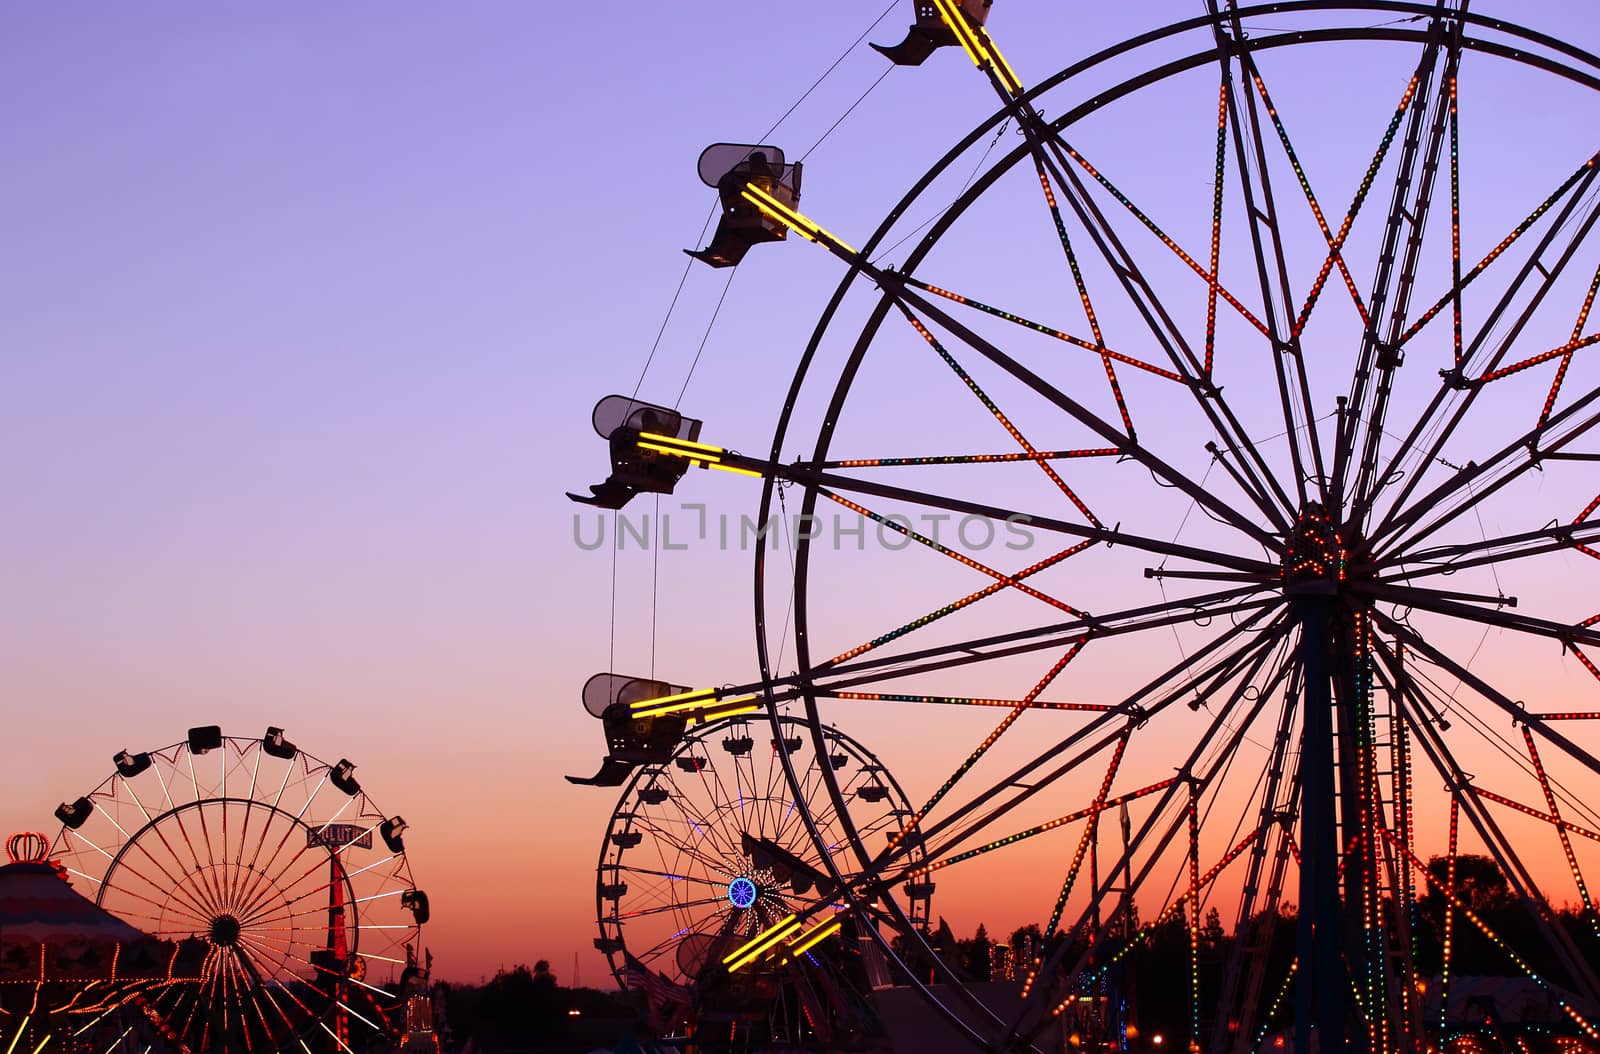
[933,0,984,67]
[985,36,1023,94]
[631,687,712,712]
[638,440,720,464]
[741,185,857,256]
[702,697,760,718]
[711,463,764,478]
[788,918,844,957]
[933,0,1022,95]
[632,697,715,718]
[638,431,726,456]
[29,1038,49,1054]
[724,915,802,971]
[5,1019,30,1054]
[636,694,758,720]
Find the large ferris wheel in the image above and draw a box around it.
[572,2,1600,1050]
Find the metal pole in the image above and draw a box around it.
[1293,597,1347,1053]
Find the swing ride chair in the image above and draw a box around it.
[566,672,694,787]
[686,144,804,270]
[568,0,1600,1050]
[567,395,705,510]
[872,0,992,67]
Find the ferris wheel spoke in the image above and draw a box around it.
[636,807,739,879]
[1212,41,1329,509]
[1393,143,1600,355]
[1356,174,1600,535]
[614,863,733,891]
[83,815,223,923]
[1376,608,1600,785]
[1361,580,1600,650]
[872,613,1287,879]
[784,455,1275,573]
[1021,119,1302,532]
[77,830,222,925]
[1363,139,1600,527]
[1380,661,1600,1003]
[1010,638,1296,1045]
[890,302,1106,527]
[915,618,1275,866]
[1375,519,1600,584]
[815,582,1277,690]
[890,282,1284,545]
[1368,378,1600,558]
[224,752,263,910]
[897,275,1182,386]
[1338,14,1461,520]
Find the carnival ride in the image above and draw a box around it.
[574,681,931,1048]
[50,726,429,1053]
[572,1,1600,1050]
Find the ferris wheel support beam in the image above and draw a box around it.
[1291,597,1351,1054]
[1213,662,1305,1054]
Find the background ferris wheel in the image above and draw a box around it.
[51,725,429,1054]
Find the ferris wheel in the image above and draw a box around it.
[572,2,1600,1051]
[50,725,429,1054]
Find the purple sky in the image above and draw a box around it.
[6,2,1600,986]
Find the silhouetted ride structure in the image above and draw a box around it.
[572,1,1600,1051]
[50,726,430,1053]
[572,699,931,1050]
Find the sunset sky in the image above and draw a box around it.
[6,1,1600,989]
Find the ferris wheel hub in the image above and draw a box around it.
[209,913,243,948]
[727,876,759,910]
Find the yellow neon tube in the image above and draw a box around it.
[6,1019,30,1054]
[637,440,720,464]
[633,696,717,717]
[933,0,984,67]
[29,1038,49,1054]
[788,918,844,957]
[638,431,726,455]
[633,697,758,722]
[631,687,713,710]
[985,35,1023,94]
[723,915,802,970]
[725,917,802,971]
[700,697,759,718]
[741,186,858,256]
[710,463,764,478]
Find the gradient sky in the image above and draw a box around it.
[6,2,1600,987]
